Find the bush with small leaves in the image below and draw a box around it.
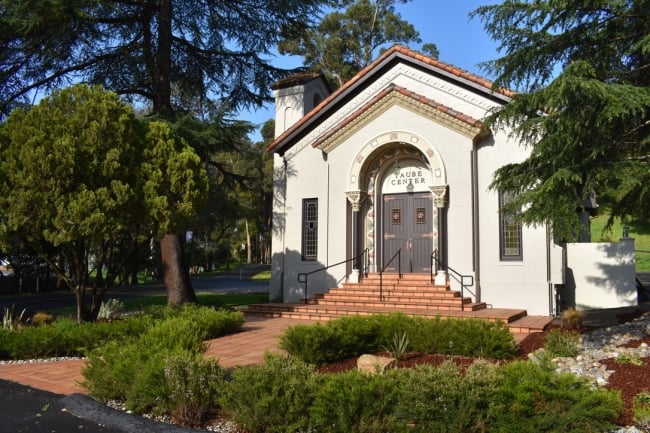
[310,368,400,433]
[543,329,580,358]
[615,353,644,366]
[633,391,650,430]
[392,360,500,433]
[279,314,517,365]
[221,354,319,433]
[487,360,622,433]
[163,353,227,427]
[82,306,243,413]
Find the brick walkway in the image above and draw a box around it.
[0,317,315,395]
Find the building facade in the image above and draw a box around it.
[266,45,635,316]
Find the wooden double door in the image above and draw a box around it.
[382,192,433,273]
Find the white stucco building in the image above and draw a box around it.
[265,45,637,317]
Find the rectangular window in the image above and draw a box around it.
[391,208,401,225]
[416,207,426,224]
[302,198,318,261]
[499,191,522,261]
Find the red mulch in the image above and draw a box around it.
[317,329,650,427]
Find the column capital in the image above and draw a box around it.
[430,184,449,208]
[346,190,367,212]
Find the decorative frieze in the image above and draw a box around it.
[284,64,495,160]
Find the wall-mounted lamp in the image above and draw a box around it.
[406,180,414,193]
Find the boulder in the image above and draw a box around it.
[357,354,396,375]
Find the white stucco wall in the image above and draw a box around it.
[474,129,555,316]
[270,60,562,315]
[566,239,637,310]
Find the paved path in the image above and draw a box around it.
[0,316,314,396]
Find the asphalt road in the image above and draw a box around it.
[0,264,270,314]
[0,379,211,433]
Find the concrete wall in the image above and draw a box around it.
[565,238,637,310]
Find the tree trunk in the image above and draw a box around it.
[74,285,85,324]
[245,219,252,264]
[160,233,197,305]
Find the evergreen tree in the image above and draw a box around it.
[471,0,650,241]
[279,0,435,88]
[0,0,325,302]
[0,84,207,321]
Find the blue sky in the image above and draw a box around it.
[242,0,499,141]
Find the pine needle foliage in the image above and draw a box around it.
[471,1,650,241]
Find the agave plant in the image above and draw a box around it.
[2,305,28,330]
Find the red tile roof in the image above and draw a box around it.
[268,44,511,154]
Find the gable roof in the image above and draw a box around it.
[313,83,489,153]
[267,44,512,155]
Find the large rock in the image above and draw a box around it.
[357,354,396,375]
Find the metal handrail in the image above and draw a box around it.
[297,248,369,299]
[431,249,475,311]
[379,249,401,301]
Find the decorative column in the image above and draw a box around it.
[430,184,449,285]
[346,190,366,283]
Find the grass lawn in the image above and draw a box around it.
[51,292,268,317]
[591,213,650,272]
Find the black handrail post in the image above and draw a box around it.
[430,249,475,311]
[398,249,402,278]
[460,276,464,311]
[296,248,370,301]
[379,249,402,302]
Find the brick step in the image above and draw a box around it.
[244,304,531,326]
[356,273,439,284]
[318,293,463,303]
[506,315,555,334]
[320,288,461,298]
[340,283,450,291]
[315,298,483,311]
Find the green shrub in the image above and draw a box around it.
[163,353,228,427]
[544,329,581,358]
[487,360,622,433]
[83,339,184,412]
[0,315,153,360]
[391,360,500,433]
[278,316,383,365]
[221,354,318,433]
[310,368,400,433]
[633,391,650,430]
[279,314,517,365]
[82,306,243,413]
[409,317,517,358]
[615,353,643,366]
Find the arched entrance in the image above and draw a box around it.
[381,159,434,273]
[345,131,448,277]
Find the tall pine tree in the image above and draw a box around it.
[472,0,650,241]
[0,0,325,303]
